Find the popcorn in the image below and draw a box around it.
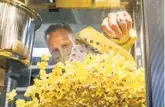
[7,51,146,107]
[15,99,26,107]
[41,55,50,62]
[39,70,47,80]
[6,89,17,102]
[37,61,48,70]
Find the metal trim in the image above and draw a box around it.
[142,0,152,107]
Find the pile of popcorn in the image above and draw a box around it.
[7,51,146,107]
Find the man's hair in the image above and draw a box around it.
[44,23,73,41]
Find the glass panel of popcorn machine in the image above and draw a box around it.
[5,0,150,107]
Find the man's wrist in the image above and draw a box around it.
[107,29,137,51]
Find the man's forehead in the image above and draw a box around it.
[47,29,70,39]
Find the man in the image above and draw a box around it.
[44,11,133,63]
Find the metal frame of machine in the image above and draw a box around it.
[142,0,152,107]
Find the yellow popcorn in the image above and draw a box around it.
[39,70,47,80]
[37,61,48,70]
[41,55,50,61]
[24,86,41,98]
[15,99,26,107]
[6,51,146,107]
[24,86,34,97]
[6,89,17,102]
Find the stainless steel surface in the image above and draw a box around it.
[0,0,41,70]
[0,67,17,107]
[1,0,41,29]
[141,0,152,107]
[133,0,152,106]
[0,1,41,106]
[132,0,143,68]
[133,0,164,106]
[2,79,17,107]
[143,0,164,107]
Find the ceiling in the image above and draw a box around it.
[31,0,133,48]
[36,9,112,24]
[33,8,119,48]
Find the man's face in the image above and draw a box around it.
[46,29,73,63]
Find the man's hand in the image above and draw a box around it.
[101,11,132,39]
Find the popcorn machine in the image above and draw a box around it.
[0,0,41,106]
[0,0,156,107]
